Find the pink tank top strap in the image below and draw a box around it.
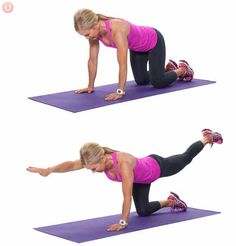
[107,152,122,181]
[103,20,116,48]
[111,152,118,169]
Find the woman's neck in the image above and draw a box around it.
[104,154,114,170]
[98,20,107,36]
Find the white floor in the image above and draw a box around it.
[1,1,235,245]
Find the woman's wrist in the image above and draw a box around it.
[119,219,128,227]
[88,83,94,89]
[116,88,126,96]
[46,167,53,175]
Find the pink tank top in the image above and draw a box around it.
[98,19,158,52]
[104,152,161,184]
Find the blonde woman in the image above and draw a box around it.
[73,8,194,101]
[27,129,222,232]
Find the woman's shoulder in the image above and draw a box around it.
[109,18,130,31]
[116,151,136,163]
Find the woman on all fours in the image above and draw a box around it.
[73,8,194,101]
[27,129,222,232]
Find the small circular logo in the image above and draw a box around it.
[2,2,14,13]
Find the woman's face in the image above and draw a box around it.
[85,156,106,173]
[79,23,99,40]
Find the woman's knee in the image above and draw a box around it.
[150,80,167,88]
[150,71,177,88]
[135,79,150,86]
[133,71,150,85]
[136,208,151,217]
[184,153,193,164]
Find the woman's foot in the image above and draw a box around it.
[167,192,187,212]
[178,60,194,82]
[165,59,194,82]
[165,59,178,72]
[202,129,223,146]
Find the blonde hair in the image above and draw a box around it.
[74,8,112,32]
[80,142,115,166]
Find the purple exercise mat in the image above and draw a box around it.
[28,79,215,113]
[34,207,220,244]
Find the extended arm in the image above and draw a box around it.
[27,160,83,177]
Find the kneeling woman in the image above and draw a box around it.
[27,129,223,232]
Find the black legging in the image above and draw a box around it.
[129,29,177,88]
[132,141,204,216]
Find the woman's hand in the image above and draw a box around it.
[106,223,126,232]
[26,167,51,177]
[105,93,123,101]
[75,86,94,94]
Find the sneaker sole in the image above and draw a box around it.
[178,60,194,82]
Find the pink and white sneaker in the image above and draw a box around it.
[165,59,178,72]
[178,60,194,82]
[167,192,187,212]
[202,129,223,146]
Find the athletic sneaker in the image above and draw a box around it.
[178,60,194,82]
[165,59,178,72]
[167,192,187,212]
[202,129,223,146]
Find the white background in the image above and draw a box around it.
[1,0,235,245]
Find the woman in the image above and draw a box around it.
[27,129,222,232]
[73,8,194,101]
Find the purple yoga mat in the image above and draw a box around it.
[28,79,215,113]
[34,207,220,244]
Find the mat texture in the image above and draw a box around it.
[35,207,220,243]
[29,79,215,113]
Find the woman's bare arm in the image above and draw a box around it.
[75,39,99,93]
[27,160,83,177]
